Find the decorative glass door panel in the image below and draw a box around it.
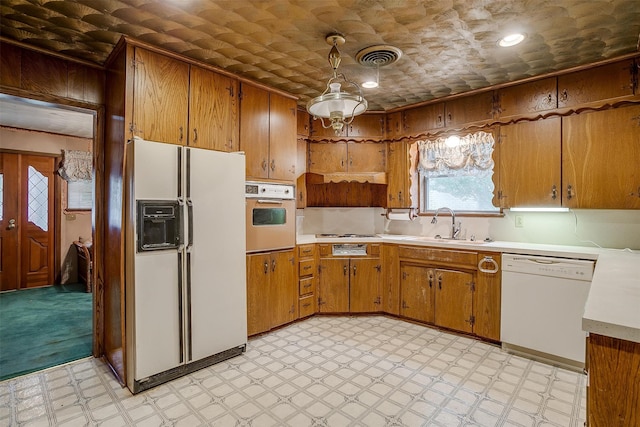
[0,153,55,290]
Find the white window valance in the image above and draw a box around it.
[58,150,92,181]
[417,132,495,178]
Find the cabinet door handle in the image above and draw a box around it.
[428,273,433,288]
[271,259,276,272]
[551,185,557,200]
[192,128,198,144]
[343,265,348,276]
[438,275,442,290]
[270,159,276,171]
[353,265,357,276]
[263,262,269,275]
[567,184,574,200]
[179,126,184,142]
[559,89,568,102]
[261,159,268,171]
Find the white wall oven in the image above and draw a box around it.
[245,181,295,253]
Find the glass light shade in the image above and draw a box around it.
[307,92,367,119]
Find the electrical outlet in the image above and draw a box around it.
[515,215,524,228]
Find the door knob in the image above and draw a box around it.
[8,219,16,229]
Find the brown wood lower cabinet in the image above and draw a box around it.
[317,244,382,313]
[290,243,501,341]
[400,264,473,333]
[398,245,501,339]
[297,244,317,318]
[586,334,640,427]
[400,265,435,323]
[434,269,474,333]
[246,249,297,336]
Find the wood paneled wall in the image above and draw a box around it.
[0,41,104,105]
[0,41,106,358]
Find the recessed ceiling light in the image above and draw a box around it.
[362,81,379,89]
[498,33,526,47]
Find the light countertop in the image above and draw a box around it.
[297,234,640,343]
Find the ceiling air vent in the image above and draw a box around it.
[355,45,402,67]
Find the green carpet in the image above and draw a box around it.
[0,283,93,381]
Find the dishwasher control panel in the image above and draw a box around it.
[502,254,595,281]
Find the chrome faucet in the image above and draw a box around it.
[431,207,461,239]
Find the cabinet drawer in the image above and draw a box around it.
[368,244,380,256]
[399,245,477,268]
[318,244,331,257]
[299,260,315,277]
[299,277,315,296]
[299,294,316,318]
[298,244,316,258]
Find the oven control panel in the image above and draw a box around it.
[245,181,295,199]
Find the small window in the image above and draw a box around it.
[418,132,499,213]
[66,179,93,211]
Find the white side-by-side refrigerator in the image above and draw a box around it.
[125,137,247,393]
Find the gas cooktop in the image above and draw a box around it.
[315,233,378,238]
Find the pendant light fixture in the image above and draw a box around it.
[306,34,367,135]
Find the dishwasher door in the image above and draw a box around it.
[501,254,594,367]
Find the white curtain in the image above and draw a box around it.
[417,131,495,177]
[58,150,92,181]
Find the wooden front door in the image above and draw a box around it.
[0,153,55,291]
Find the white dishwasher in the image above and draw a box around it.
[501,254,595,368]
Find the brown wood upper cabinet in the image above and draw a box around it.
[348,113,385,138]
[562,105,640,209]
[402,102,445,135]
[444,92,495,127]
[297,109,311,138]
[240,83,297,181]
[386,141,417,209]
[497,117,562,208]
[497,77,557,119]
[310,113,385,139]
[188,65,239,151]
[132,47,190,145]
[558,59,637,108]
[131,48,240,150]
[308,142,386,174]
[385,111,404,139]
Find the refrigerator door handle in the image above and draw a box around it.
[186,199,194,249]
[177,146,183,199]
[186,148,191,199]
[177,249,185,364]
[186,251,193,362]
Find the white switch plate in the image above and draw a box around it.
[515,215,524,228]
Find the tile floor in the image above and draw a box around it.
[0,316,586,426]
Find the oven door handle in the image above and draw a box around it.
[256,199,284,204]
